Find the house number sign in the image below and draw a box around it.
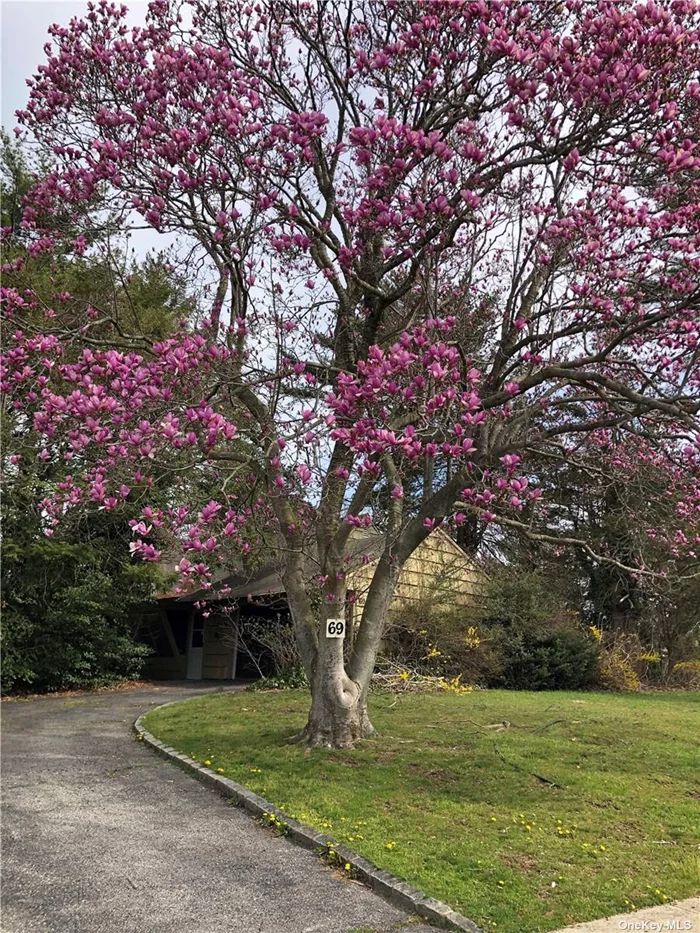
[326,618,346,639]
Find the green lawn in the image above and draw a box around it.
[143,689,700,933]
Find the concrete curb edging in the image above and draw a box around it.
[134,698,483,933]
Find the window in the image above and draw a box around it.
[191,617,204,649]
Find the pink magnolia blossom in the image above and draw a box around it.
[1,0,698,643]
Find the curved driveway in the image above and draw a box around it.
[1,684,434,933]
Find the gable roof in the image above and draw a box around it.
[165,529,382,604]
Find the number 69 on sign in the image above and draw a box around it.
[326,618,345,638]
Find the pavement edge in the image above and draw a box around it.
[134,697,483,933]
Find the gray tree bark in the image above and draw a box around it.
[282,472,469,747]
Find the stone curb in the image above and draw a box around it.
[134,697,483,933]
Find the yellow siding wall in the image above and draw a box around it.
[347,530,482,620]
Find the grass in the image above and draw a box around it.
[143,689,700,933]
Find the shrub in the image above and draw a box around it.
[382,599,503,685]
[489,626,600,691]
[477,566,580,631]
[469,563,600,689]
[595,633,649,692]
[669,660,700,689]
[246,662,308,691]
[598,653,641,692]
[382,598,600,691]
[1,584,151,693]
[379,567,692,693]
[1,538,158,694]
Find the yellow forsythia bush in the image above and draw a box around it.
[596,632,643,692]
[598,653,641,692]
[670,660,700,689]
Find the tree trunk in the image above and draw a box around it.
[295,598,376,747]
[284,535,412,748]
[299,672,376,748]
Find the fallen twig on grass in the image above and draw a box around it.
[425,718,512,733]
[494,744,564,788]
[532,719,569,734]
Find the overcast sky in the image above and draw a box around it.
[1,1,147,131]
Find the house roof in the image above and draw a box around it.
[169,529,384,604]
[163,528,472,605]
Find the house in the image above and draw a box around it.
[135,529,482,681]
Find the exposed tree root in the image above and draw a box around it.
[284,710,377,749]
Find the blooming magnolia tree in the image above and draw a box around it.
[3,0,700,745]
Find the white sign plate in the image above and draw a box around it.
[326,618,346,639]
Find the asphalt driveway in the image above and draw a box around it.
[1,683,434,933]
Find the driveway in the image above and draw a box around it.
[1,684,434,933]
